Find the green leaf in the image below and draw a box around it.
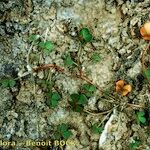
[139,117,146,124]
[91,53,101,63]
[91,124,103,134]
[79,28,93,42]
[64,54,74,67]
[74,105,83,112]
[58,123,68,132]
[137,111,146,124]
[47,92,61,108]
[39,41,45,48]
[70,93,88,112]
[8,80,16,87]
[51,92,61,101]
[78,94,88,105]
[62,130,72,139]
[51,99,59,108]
[0,80,9,87]
[145,68,150,79]
[44,41,54,50]
[82,84,96,92]
[129,140,140,150]
[39,41,54,54]
[137,111,145,117]
[28,34,40,42]
[70,94,79,102]
[82,84,97,98]
[0,79,16,88]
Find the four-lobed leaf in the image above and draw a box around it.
[70,93,88,112]
[47,92,61,108]
[54,123,72,140]
[0,79,16,88]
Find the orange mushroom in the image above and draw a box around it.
[140,22,150,40]
[115,80,132,96]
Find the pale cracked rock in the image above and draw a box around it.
[16,81,44,105]
[47,107,69,125]
[85,55,113,88]
[55,75,81,94]
[127,61,141,78]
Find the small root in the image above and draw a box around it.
[33,64,64,72]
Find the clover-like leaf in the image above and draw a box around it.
[39,41,54,54]
[74,105,83,112]
[79,28,93,42]
[82,84,96,92]
[64,54,75,67]
[51,92,61,101]
[55,123,72,140]
[70,94,79,102]
[58,123,68,132]
[47,92,61,108]
[145,68,150,79]
[91,123,103,134]
[91,53,101,63]
[62,130,72,139]
[78,94,88,105]
[129,138,140,150]
[137,111,146,124]
[0,79,16,88]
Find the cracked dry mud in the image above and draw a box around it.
[0,0,150,150]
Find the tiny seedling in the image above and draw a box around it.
[28,34,40,43]
[79,27,93,43]
[53,123,72,140]
[91,123,103,134]
[0,79,16,88]
[145,68,150,80]
[70,93,88,112]
[91,52,101,63]
[46,92,61,108]
[82,83,96,97]
[63,53,75,67]
[39,41,54,54]
[28,35,55,54]
[129,138,140,150]
[136,111,146,124]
